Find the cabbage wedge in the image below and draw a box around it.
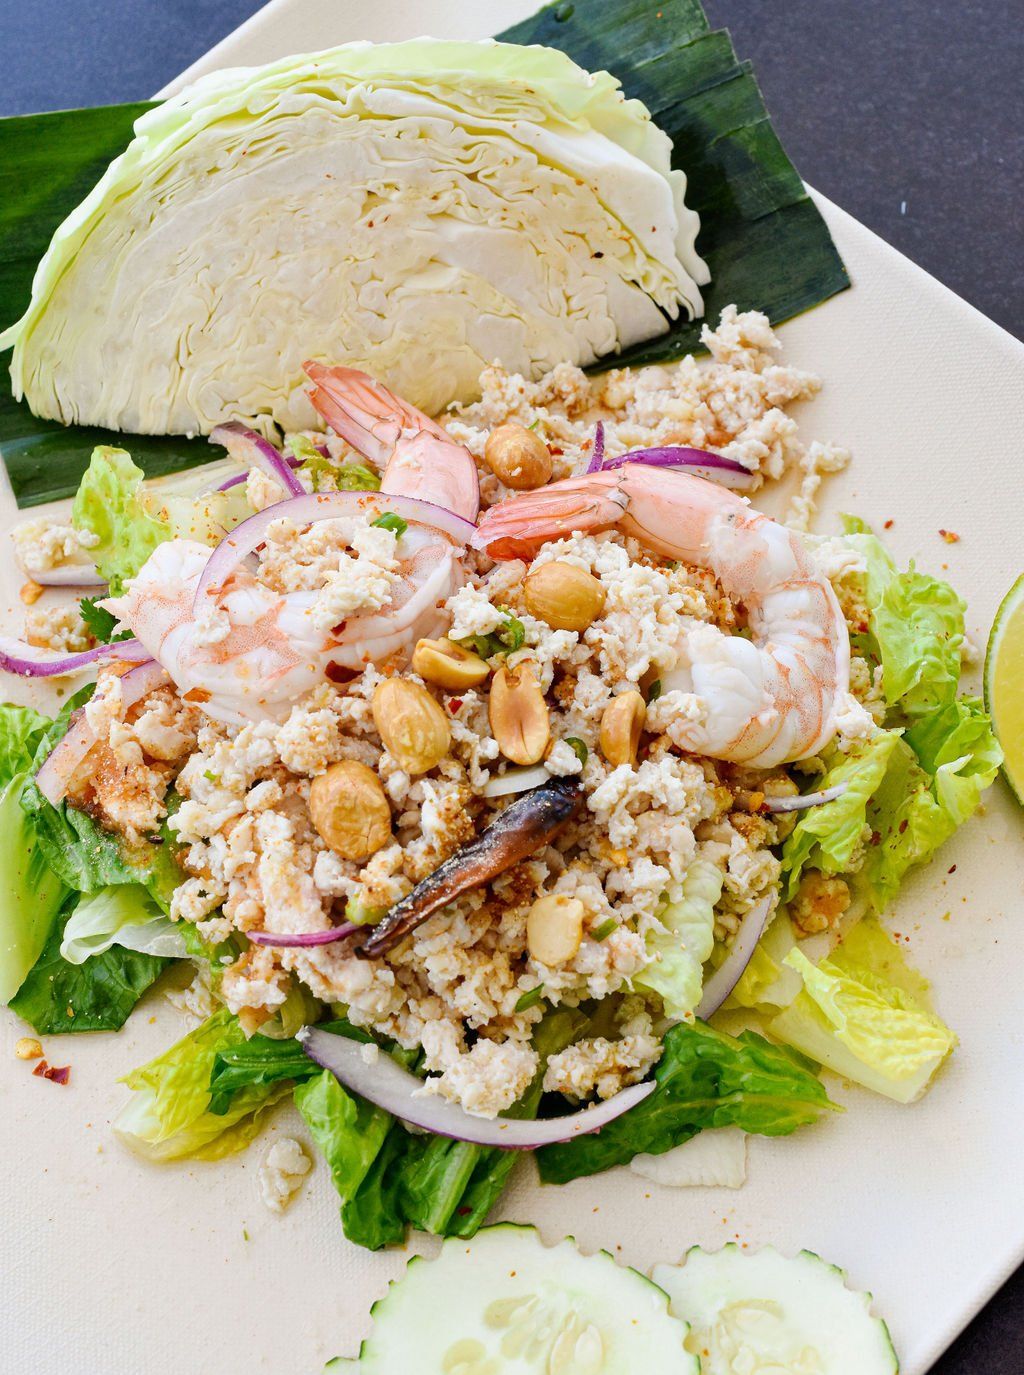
[3,39,708,436]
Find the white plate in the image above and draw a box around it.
[3,3,1023,1372]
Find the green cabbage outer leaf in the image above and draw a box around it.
[3,39,707,435]
[59,883,187,964]
[633,857,722,1018]
[768,919,956,1103]
[114,1008,291,1161]
[537,1020,834,1186]
[0,703,68,1002]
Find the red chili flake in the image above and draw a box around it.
[883,519,894,530]
[948,864,957,873]
[870,830,882,846]
[856,622,870,634]
[447,697,464,714]
[898,819,909,834]
[33,1060,71,1086]
[938,529,961,544]
[457,1206,472,1216]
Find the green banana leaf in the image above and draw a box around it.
[0,0,847,507]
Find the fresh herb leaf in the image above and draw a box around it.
[371,512,408,537]
[646,678,662,704]
[537,1019,835,1186]
[79,597,123,644]
[9,898,169,1034]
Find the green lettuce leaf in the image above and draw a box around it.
[0,702,68,1002]
[19,687,182,907]
[537,1019,834,1186]
[782,731,902,898]
[768,919,956,1103]
[728,910,802,1011]
[59,884,186,964]
[71,445,171,594]
[633,858,722,1018]
[207,1015,368,1115]
[295,1068,397,1217]
[9,899,169,1033]
[114,1008,289,1161]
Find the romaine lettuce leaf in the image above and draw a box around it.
[114,1008,290,1161]
[728,910,802,1011]
[59,884,187,964]
[9,899,169,1033]
[768,920,956,1103]
[633,858,722,1019]
[206,1016,368,1114]
[537,1020,834,1186]
[0,703,68,1002]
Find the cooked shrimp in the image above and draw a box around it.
[473,465,849,767]
[304,362,480,521]
[107,369,481,723]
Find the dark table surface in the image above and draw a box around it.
[3,2,1023,1371]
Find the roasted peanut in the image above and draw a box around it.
[484,423,552,490]
[526,895,585,966]
[412,637,490,690]
[372,678,451,774]
[309,759,392,860]
[599,691,646,767]
[523,560,606,632]
[489,661,550,765]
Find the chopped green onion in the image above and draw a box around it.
[646,679,662,704]
[203,769,220,784]
[514,985,545,1013]
[372,512,408,537]
[565,737,589,767]
[458,606,526,659]
[591,918,617,942]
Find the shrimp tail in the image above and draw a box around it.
[472,475,630,560]
[361,778,583,958]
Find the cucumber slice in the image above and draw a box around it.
[358,1223,698,1373]
[653,1244,898,1374]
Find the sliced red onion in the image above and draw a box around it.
[761,783,849,814]
[602,446,755,490]
[299,1025,655,1149]
[27,566,105,589]
[209,422,305,498]
[193,491,475,609]
[482,764,551,798]
[696,895,774,1020]
[584,421,605,474]
[249,924,359,948]
[35,658,166,807]
[0,636,148,678]
[212,456,302,494]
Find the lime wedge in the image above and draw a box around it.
[985,573,1024,803]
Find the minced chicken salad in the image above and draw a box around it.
[0,308,999,1245]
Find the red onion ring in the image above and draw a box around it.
[209,423,305,498]
[602,446,755,490]
[584,421,605,474]
[249,924,359,948]
[26,566,105,589]
[35,658,167,807]
[695,895,774,1020]
[299,1025,655,1149]
[0,636,149,678]
[761,783,849,813]
[212,456,302,494]
[192,491,475,610]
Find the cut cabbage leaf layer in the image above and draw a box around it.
[3,39,708,437]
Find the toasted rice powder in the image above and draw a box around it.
[59,307,879,1119]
